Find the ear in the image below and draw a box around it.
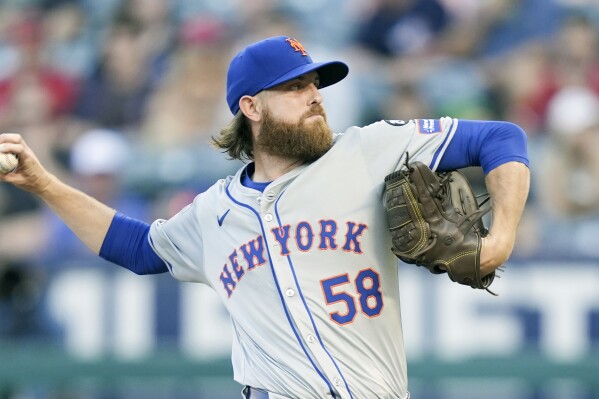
[239,95,261,122]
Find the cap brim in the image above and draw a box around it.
[262,61,348,92]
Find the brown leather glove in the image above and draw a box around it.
[384,161,497,294]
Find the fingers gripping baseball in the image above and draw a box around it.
[0,133,51,194]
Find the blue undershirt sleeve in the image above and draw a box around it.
[99,212,168,275]
[437,120,529,174]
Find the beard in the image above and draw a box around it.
[255,105,333,163]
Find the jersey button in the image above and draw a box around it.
[264,213,273,222]
[333,378,341,387]
[256,197,262,204]
[285,289,295,297]
[306,334,315,343]
[265,191,276,202]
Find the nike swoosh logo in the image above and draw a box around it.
[217,209,231,226]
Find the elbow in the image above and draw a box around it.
[481,122,530,174]
[505,122,529,164]
[501,122,529,149]
[510,122,528,144]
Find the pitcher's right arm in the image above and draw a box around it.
[0,133,167,276]
[0,133,115,254]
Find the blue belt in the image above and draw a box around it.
[243,386,270,399]
[244,386,409,398]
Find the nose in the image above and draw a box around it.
[308,83,323,105]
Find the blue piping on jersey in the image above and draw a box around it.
[273,193,355,399]
[225,183,338,398]
[429,118,457,170]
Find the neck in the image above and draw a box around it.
[252,151,304,182]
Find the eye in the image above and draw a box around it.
[289,82,303,91]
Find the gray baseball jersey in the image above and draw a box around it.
[149,117,458,398]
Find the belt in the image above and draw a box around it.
[242,386,296,399]
[243,386,410,399]
[242,386,270,399]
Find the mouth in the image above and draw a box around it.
[305,113,324,121]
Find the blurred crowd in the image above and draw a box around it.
[0,0,599,373]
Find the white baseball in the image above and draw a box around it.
[0,152,18,174]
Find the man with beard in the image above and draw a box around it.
[0,36,529,398]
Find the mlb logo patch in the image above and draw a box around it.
[417,119,442,134]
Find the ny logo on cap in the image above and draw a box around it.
[286,37,308,56]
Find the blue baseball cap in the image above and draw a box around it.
[226,36,349,115]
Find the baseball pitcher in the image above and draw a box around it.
[0,36,530,399]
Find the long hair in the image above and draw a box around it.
[212,112,254,161]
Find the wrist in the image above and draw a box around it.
[33,173,57,198]
[480,233,514,275]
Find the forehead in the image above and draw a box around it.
[270,71,319,89]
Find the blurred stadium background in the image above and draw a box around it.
[1,0,599,398]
